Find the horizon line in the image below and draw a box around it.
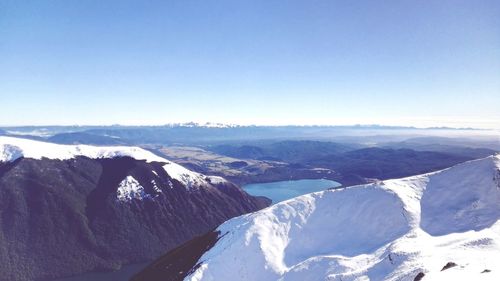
[0,122,493,131]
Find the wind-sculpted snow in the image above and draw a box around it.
[283,187,410,263]
[183,155,500,281]
[420,156,500,235]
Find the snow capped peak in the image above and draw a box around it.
[185,155,500,281]
[0,136,227,190]
[165,122,239,128]
[0,136,165,163]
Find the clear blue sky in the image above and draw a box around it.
[1,0,499,128]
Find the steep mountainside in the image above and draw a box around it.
[134,154,500,281]
[0,137,269,281]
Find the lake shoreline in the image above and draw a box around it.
[242,179,341,204]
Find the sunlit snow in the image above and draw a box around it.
[0,136,227,190]
[116,176,150,202]
[186,155,500,281]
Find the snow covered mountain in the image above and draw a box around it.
[0,136,269,281]
[134,154,500,281]
[0,136,216,189]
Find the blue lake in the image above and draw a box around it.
[243,179,341,204]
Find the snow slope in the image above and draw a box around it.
[185,155,500,281]
[0,136,223,189]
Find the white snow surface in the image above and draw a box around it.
[116,176,151,202]
[186,155,500,281]
[0,136,226,189]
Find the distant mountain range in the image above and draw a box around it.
[2,126,494,188]
[0,137,269,281]
[133,154,500,281]
[0,125,495,147]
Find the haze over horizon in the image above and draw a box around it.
[1,0,499,128]
[1,119,499,131]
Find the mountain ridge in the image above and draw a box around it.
[134,154,500,281]
[0,137,269,281]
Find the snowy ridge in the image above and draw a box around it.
[186,155,500,281]
[0,136,226,189]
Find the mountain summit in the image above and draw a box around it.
[135,154,500,281]
[0,136,269,281]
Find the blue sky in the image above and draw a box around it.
[1,0,499,128]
